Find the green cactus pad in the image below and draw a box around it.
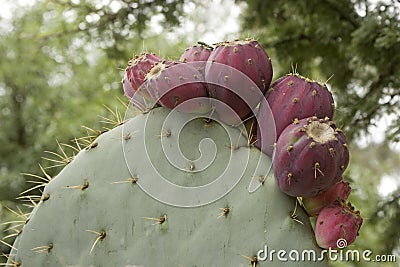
[8,107,327,266]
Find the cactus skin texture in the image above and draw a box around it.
[145,61,210,114]
[123,52,162,100]
[315,200,363,249]
[179,42,213,77]
[179,42,213,72]
[273,117,350,198]
[205,39,273,125]
[180,42,213,63]
[8,107,327,267]
[256,73,335,157]
[303,180,351,217]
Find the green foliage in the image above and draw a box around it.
[0,4,116,199]
[0,0,188,200]
[31,0,186,60]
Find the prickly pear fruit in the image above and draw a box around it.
[123,52,162,100]
[180,42,213,76]
[145,61,210,114]
[205,39,273,125]
[273,117,350,198]
[256,73,335,156]
[180,42,213,62]
[315,201,363,249]
[303,180,351,217]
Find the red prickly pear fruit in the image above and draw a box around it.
[205,39,273,125]
[315,201,363,249]
[180,42,213,76]
[303,180,351,217]
[256,73,335,156]
[273,117,349,198]
[180,42,213,62]
[123,52,162,100]
[144,61,210,114]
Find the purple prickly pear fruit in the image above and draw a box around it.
[256,73,335,156]
[273,116,349,198]
[303,180,351,217]
[180,42,213,75]
[205,39,273,125]
[180,42,213,62]
[144,61,210,114]
[180,42,213,92]
[123,52,162,100]
[315,200,363,249]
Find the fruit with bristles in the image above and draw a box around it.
[123,52,162,100]
[145,61,210,114]
[303,180,351,217]
[315,200,363,249]
[205,39,273,125]
[180,42,213,77]
[273,117,349,198]
[256,73,335,156]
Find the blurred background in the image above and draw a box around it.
[0,0,399,266]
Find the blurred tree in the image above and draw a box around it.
[0,0,189,199]
[239,0,400,143]
[41,0,187,59]
[0,4,120,201]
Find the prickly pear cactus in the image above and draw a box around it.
[8,106,327,266]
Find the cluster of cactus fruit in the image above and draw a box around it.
[123,38,363,249]
[4,38,362,266]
